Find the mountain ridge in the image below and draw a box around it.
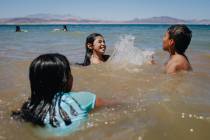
[0,14,210,24]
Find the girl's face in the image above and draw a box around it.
[92,36,106,54]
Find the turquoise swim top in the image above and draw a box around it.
[36,91,96,137]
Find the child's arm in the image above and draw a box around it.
[146,59,155,64]
[146,54,156,64]
[95,97,117,108]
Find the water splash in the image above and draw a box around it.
[108,35,154,67]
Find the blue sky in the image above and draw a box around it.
[1,0,210,20]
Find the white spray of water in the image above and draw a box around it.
[109,35,154,67]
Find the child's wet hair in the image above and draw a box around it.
[12,53,73,127]
[29,53,71,102]
[168,24,192,54]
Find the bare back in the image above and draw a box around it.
[165,54,192,74]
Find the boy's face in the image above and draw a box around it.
[162,31,173,51]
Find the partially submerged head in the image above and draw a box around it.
[163,24,192,54]
[83,33,106,66]
[63,25,68,31]
[29,53,73,103]
[15,25,21,32]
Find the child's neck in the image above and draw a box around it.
[169,52,176,57]
[170,51,185,57]
[91,52,104,64]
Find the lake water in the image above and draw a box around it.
[0,24,210,140]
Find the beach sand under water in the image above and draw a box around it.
[0,25,210,140]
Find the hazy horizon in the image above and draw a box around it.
[1,14,210,22]
[1,0,210,20]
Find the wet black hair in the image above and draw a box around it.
[16,25,21,32]
[167,24,192,54]
[12,53,73,127]
[82,33,109,66]
[63,25,68,31]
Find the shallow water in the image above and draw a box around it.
[0,24,210,140]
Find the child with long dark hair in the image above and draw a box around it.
[82,33,110,66]
[12,53,110,135]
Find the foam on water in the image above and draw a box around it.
[108,35,154,67]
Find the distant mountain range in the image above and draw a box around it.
[0,14,210,24]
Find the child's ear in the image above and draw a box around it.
[169,39,175,47]
[169,39,175,54]
[87,43,93,49]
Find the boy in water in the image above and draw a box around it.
[162,24,192,74]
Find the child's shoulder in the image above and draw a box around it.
[63,91,96,111]
[166,54,191,73]
[175,54,191,68]
[70,91,96,102]
[69,91,95,96]
[62,91,95,99]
